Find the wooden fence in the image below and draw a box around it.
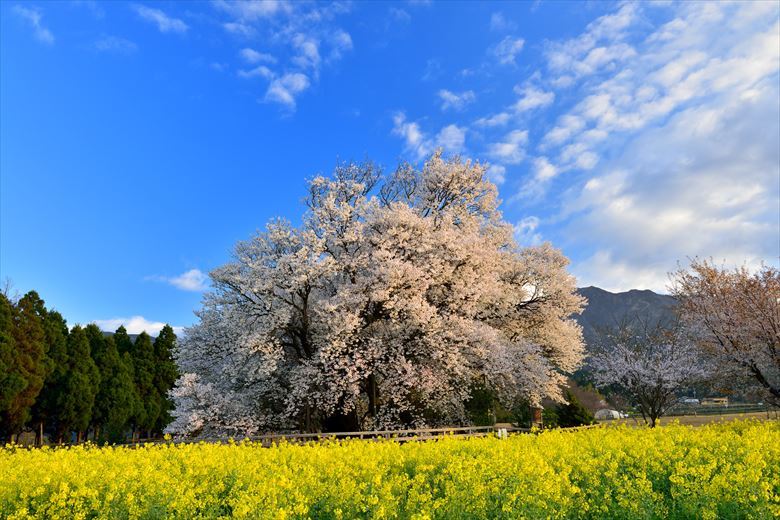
[131,423,603,448]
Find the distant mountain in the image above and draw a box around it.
[575,286,677,347]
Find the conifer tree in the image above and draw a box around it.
[555,390,595,428]
[95,336,137,443]
[0,294,25,440]
[131,332,159,438]
[152,325,178,433]
[57,326,99,442]
[121,351,142,441]
[85,324,110,438]
[1,291,46,441]
[113,325,134,355]
[30,310,69,445]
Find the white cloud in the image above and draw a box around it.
[264,73,310,109]
[543,115,585,147]
[238,65,274,79]
[485,164,506,185]
[94,35,137,54]
[514,216,542,246]
[545,3,638,81]
[328,29,353,61]
[475,112,511,128]
[513,85,555,112]
[223,22,256,37]
[134,4,188,34]
[436,125,466,153]
[490,12,517,32]
[392,112,431,160]
[532,157,558,181]
[391,114,466,158]
[389,7,411,23]
[492,36,525,66]
[214,1,353,112]
[13,5,54,44]
[92,316,183,336]
[240,48,276,64]
[292,33,321,72]
[148,268,209,292]
[488,129,528,164]
[438,89,476,111]
[213,0,291,21]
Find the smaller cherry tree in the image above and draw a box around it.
[589,324,709,427]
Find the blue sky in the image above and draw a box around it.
[2,1,778,334]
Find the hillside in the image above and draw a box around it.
[575,286,677,348]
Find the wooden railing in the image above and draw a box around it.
[132,424,608,447]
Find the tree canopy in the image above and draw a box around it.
[170,152,585,436]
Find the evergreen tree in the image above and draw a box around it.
[85,324,110,438]
[113,325,134,356]
[95,337,137,443]
[1,291,46,441]
[0,294,26,439]
[131,332,159,438]
[30,310,69,445]
[555,390,596,428]
[152,325,178,433]
[121,350,142,441]
[57,326,100,442]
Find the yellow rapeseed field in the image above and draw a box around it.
[1,421,778,519]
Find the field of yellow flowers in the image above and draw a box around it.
[1,421,778,519]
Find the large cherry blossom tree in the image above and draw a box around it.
[169,152,585,436]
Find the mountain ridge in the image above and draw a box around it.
[575,286,677,347]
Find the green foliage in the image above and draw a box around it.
[0,295,25,423]
[98,338,138,443]
[555,390,596,428]
[152,325,179,433]
[1,292,47,438]
[0,287,179,443]
[131,332,160,434]
[112,326,133,356]
[57,326,100,437]
[30,310,69,437]
[465,384,496,426]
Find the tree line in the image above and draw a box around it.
[0,290,178,444]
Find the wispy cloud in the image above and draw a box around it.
[148,268,209,292]
[391,113,467,158]
[492,36,524,66]
[475,112,511,128]
[94,35,138,54]
[490,12,517,33]
[240,48,276,64]
[213,2,353,111]
[512,85,554,112]
[438,89,476,111]
[133,4,188,34]
[436,124,466,153]
[487,129,528,164]
[13,5,54,45]
[514,216,542,246]
[392,112,430,160]
[265,73,310,109]
[92,316,183,336]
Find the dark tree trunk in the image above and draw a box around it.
[367,373,379,418]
